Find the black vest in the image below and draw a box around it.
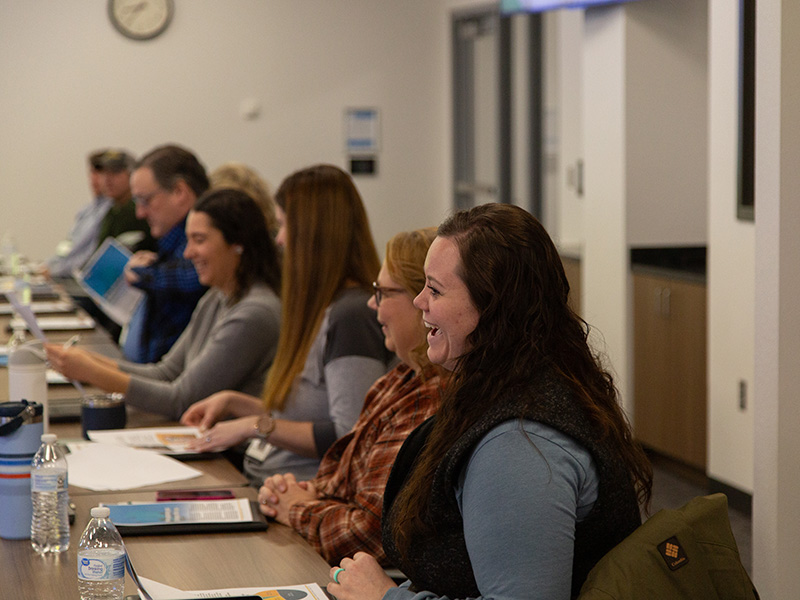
[382,368,642,599]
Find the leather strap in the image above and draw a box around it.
[0,402,40,437]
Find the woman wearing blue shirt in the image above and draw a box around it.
[329,203,652,600]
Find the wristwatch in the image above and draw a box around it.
[254,413,276,440]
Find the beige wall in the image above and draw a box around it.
[708,0,755,494]
[0,0,451,261]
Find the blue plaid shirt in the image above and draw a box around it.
[129,218,207,363]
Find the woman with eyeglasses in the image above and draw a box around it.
[45,188,282,420]
[255,227,443,566]
[182,164,395,483]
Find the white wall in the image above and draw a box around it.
[752,0,800,593]
[582,6,631,412]
[707,0,755,493]
[0,1,451,262]
[625,0,708,247]
[546,9,585,250]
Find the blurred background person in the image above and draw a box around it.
[209,161,278,237]
[94,149,155,252]
[46,188,282,420]
[42,149,112,280]
[182,164,395,483]
[122,144,209,363]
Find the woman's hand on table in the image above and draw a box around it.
[185,415,258,452]
[328,552,396,600]
[180,391,235,430]
[257,472,317,524]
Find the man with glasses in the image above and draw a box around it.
[122,144,209,363]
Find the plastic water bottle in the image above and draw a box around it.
[77,506,126,600]
[30,433,70,554]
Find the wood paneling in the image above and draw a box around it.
[633,271,707,469]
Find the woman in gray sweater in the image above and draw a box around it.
[45,188,282,420]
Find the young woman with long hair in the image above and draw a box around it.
[182,164,395,483]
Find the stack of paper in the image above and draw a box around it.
[66,443,201,490]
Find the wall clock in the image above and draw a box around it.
[108,0,175,41]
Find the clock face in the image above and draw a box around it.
[108,0,175,41]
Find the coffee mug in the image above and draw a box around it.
[81,393,126,439]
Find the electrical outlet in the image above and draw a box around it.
[739,380,747,411]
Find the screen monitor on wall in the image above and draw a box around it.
[501,0,640,13]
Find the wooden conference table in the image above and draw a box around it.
[0,486,334,599]
[0,286,334,599]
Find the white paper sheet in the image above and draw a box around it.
[0,300,73,315]
[10,315,95,331]
[66,443,201,490]
[137,576,328,600]
[46,369,70,384]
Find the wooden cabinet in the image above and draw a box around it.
[633,270,707,470]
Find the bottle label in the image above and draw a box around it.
[31,471,67,493]
[77,551,126,581]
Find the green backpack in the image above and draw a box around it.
[577,494,758,599]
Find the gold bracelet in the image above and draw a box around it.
[254,413,276,440]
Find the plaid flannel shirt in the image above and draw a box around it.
[289,362,443,565]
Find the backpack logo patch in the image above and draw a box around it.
[658,536,689,571]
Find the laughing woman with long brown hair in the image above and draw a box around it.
[329,203,652,600]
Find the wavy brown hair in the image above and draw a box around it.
[262,164,380,412]
[391,203,652,552]
[191,188,280,303]
[384,227,439,375]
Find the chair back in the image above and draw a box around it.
[577,494,758,600]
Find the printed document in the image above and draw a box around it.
[137,577,328,600]
[86,426,203,455]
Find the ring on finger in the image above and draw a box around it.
[333,567,345,583]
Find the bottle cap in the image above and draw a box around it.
[91,506,111,518]
[41,433,57,443]
[8,340,46,366]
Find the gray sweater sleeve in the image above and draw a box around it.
[119,286,281,420]
[383,420,599,600]
[312,355,391,454]
[310,289,393,454]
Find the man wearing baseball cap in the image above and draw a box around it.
[95,149,155,252]
[42,149,112,278]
